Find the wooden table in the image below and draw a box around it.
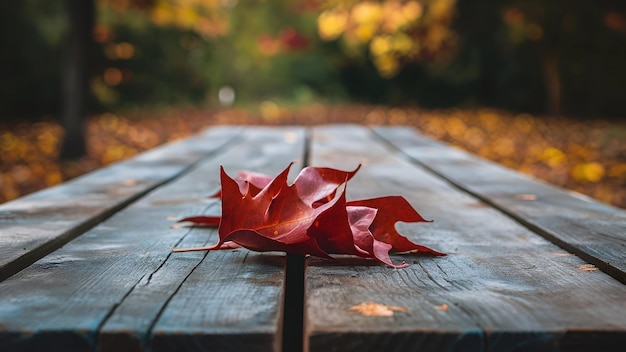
[1,125,625,352]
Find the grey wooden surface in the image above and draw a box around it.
[1,124,625,352]
[0,126,240,281]
[0,127,306,352]
[306,125,626,352]
[374,126,626,285]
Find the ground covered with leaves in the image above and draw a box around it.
[1,104,625,209]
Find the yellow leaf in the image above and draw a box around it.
[402,1,424,22]
[151,2,175,26]
[317,10,348,41]
[541,147,567,167]
[391,33,414,53]
[351,2,383,24]
[429,0,456,21]
[176,6,200,28]
[373,54,399,77]
[355,23,378,42]
[370,36,392,57]
[572,162,605,183]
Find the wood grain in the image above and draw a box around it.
[374,126,626,285]
[305,125,626,352]
[3,124,625,352]
[0,126,241,282]
[0,127,306,352]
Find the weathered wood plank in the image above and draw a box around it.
[0,126,241,282]
[0,126,306,352]
[305,125,626,352]
[106,127,306,352]
[149,251,287,352]
[374,126,626,285]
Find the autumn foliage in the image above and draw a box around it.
[173,163,444,267]
[1,105,625,208]
[317,0,458,77]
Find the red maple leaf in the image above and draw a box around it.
[174,164,444,267]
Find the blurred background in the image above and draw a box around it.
[1,0,625,207]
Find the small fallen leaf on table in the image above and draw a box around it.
[122,179,139,186]
[552,252,574,257]
[515,194,537,201]
[350,302,408,317]
[577,264,598,271]
[173,163,445,267]
[435,304,449,311]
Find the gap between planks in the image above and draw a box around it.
[95,126,307,352]
[305,125,626,352]
[0,126,302,352]
[280,127,311,352]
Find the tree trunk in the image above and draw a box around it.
[542,52,562,116]
[60,0,94,159]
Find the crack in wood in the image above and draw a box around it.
[145,250,211,347]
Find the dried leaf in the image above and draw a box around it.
[122,179,139,186]
[515,194,537,201]
[348,197,444,255]
[349,302,408,317]
[435,304,449,311]
[577,264,598,271]
[173,164,445,267]
[552,252,574,257]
